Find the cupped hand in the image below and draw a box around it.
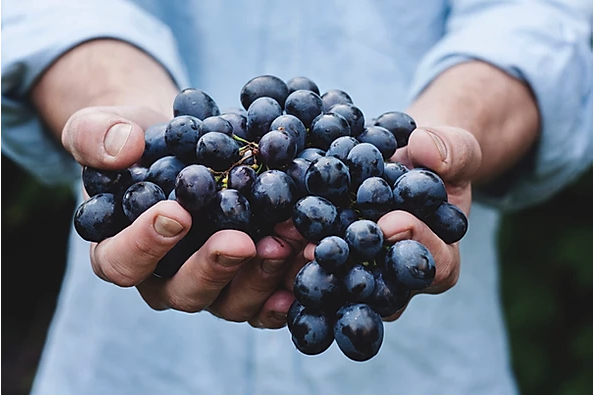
[63,105,307,329]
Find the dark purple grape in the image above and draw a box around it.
[292,195,338,242]
[334,303,384,362]
[392,168,447,218]
[74,193,129,243]
[173,88,220,120]
[325,136,359,163]
[219,112,253,141]
[321,89,353,112]
[344,219,384,262]
[164,115,202,164]
[422,201,468,244]
[128,164,148,184]
[368,268,411,317]
[145,155,186,196]
[285,158,311,199]
[209,189,251,233]
[343,264,376,302]
[327,103,365,137]
[335,207,359,237]
[284,89,324,128]
[240,74,289,110]
[357,126,397,160]
[287,299,306,331]
[198,115,233,136]
[269,114,307,153]
[290,308,334,356]
[246,97,283,140]
[293,260,344,311]
[82,166,134,198]
[221,107,247,117]
[250,170,297,223]
[286,76,320,95]
[309,112,351,151]
[195,131,241,172]
[346,143,385,190]
[257,129,297,169]
[314,236,350,276]
[304,156,351,204]
[140,122,171,167]
[385,239,436,290]
[355,176,395,221]
[227,165,257,197]
[383,162,409,187]
[122,181,166,222]
[297,147,325,162]
[373,111,416,147]
[174,164,217,213]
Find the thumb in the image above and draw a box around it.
[62,105,170,170]
[406,126,482,187]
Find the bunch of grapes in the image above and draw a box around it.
[73,74,468,362]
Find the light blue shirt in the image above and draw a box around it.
[2,1,592,394]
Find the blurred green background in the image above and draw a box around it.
[2,154,592,395]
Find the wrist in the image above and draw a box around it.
[31,39,178,138]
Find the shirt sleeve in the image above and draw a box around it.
[406,0,593,212]
[1,0,190,186]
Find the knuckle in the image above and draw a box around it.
[101,261,142,287]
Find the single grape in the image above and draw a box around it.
[227,165,257,197]
[140,122,171,167]
[198,115,234,136]
[287,299,306,332]
[368,268,411,317]
[286,76,320,95]
[314,236,350,276]
[373,111,416,147]
[334,303,384,362]
[290,308,334,356]
[246,97,283,140]
[219,111,253,141]
[345,142,385,190]
[343,264,376,303]
[355,176,395,221]
[122,181,166,222]
[304,156,351,204]
[174,164,217,213]
[250,169,298,224]
[385,239,436,290]
[82,166,134,198]
[297,147,325,162]
[195,131,241,172]
[269,114,307,153]
[144,155,186,196]
[327,103,365,137]
[285,157,311,199]
[383,162,409,187]
[357,126,397,160]
[422,201,468,244]
[321,89,353,112]
[335,207,359,238]
[164,115,202,164]
[173,87,220,120]
[128,164,148,184]
[74,193,129,243]
[257,129,297,169]
[292,195,338,242]
[309,112,351,150]
[293,260,344,311]
[240,74,289,110]
[344,219,384,262]
[209,189,251,233]
[284,89,324,128]
[392,168,447,218]
[325,136,359,163]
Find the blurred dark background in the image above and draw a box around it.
[2,153,593,395]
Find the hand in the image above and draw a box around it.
[63,105,307,329]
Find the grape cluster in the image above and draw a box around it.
[73,74,468,361]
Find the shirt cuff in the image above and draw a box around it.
[406,2,593,211]
[1,0,190,185]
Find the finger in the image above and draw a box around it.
[377,210,459,295]
[91,200,192,287]
[207,235,293,322]
[406,126,482,188]
[282,246,311,292]
[248,289,295,329]
[62,105,169,170]
[146,230,257,313]
[273,218,308,251]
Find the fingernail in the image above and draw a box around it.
[104,123,132,157]
[154,215,184,237]
[218,254,247,267]
[261,259,285,275]
[386,230,412,243]
[271,311,287,322]
[425,130,447,161]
